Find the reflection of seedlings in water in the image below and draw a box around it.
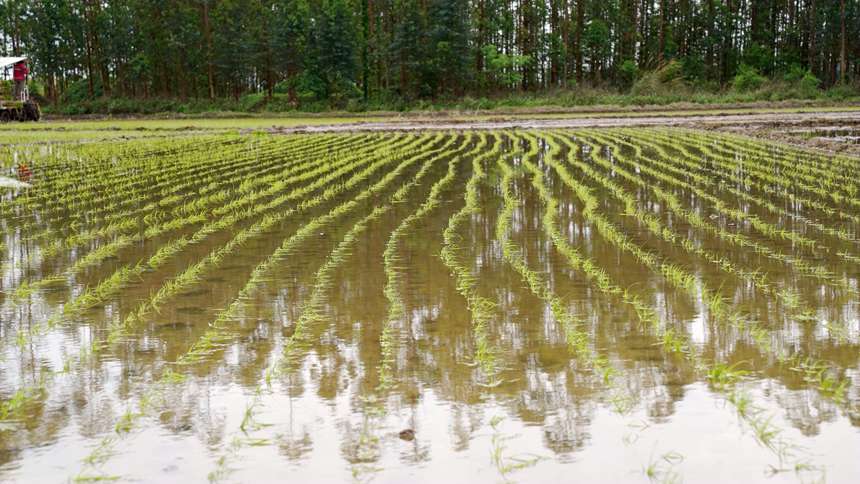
[175,306,207,315]
[622,420,652,446]
[341,419,383,483]
[642,449,684,484]
[73,436,121,483]
[207,436,242,483]
[277,430,314,461]
[489,416,543,480]
[179,288,210,297]
[156,321,194,332]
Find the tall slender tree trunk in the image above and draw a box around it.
[658,0,666,64]
[202,1,216,99]
[550,0,559,86]
[808,0,816,74]
[476,0,485,89]
[362,0,369,101]
[575,0,583,84]
[840,0,847,83]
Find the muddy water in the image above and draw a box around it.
[1,129,859,483]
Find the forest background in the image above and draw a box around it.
[1,0,858,114]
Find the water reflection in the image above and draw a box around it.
[1,129,859,482]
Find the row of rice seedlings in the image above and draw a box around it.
[7,133,417,303]
[439,139,507,385]
[686,128,860,194]
[619,132,826,253]
[211,204,396,482]
[569,131,820,318]
[590,130,858,300]
[18,133,339,248]
[523,136,669,355]
[4,134,438,386]
[1,135,250,222]
[640,127,860,230]
[558,132,854,401]
[184,136,467,368]
[32,135,244,198]
[684,129,857,197]
[378,133,488,392]
[29,139,253,215]
[169,134,366,218]
[73,134,465,482]
[496,138,629,408]
[0,136,233,214]
[562,132,855,401]
[689,129,860,205]
[637,128,860,215]
[17,137,308,262]
[660,130,860,264]
[17,134,342,237]
[208,139,476,479]
[89,134,448,349]
[645,129,860,258]
[537,132,827,474]
[21,134,365,266]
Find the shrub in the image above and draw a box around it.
[732,64,766,92]
[619,60,639,88]
[630,60,687,97]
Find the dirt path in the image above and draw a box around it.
[264,109,860,157]
[266,109,860,133]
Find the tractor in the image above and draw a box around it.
[1,57,41,122]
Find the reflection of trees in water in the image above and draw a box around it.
[5,132,860,481]
[278,396,314,462]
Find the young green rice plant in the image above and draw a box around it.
[590,129,858,300]
[569,130,835,327]
[629,128,860,231]
[439,139,509,385]
[378,133,487,391]
[537,130,826,472]
[499,134,626,394]
[488,415,544,480]
[182,136,476,482]
[73,134,471,481]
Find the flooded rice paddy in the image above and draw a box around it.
[1,127,859,483]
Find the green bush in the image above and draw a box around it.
[619,60,639,88]
[732,64,767,92]
[630,60,687,97]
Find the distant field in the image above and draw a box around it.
[1,103,858,136]
[0,126,858,482]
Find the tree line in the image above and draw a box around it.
[1,0,857,106]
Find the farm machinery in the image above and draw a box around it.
[1,57,41,122]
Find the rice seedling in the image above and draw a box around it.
[72,134,470,481]
[439,139,507,384]
[2,126,855,483]
[379,133,488,391]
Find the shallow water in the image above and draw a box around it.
[0,128,858,483]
